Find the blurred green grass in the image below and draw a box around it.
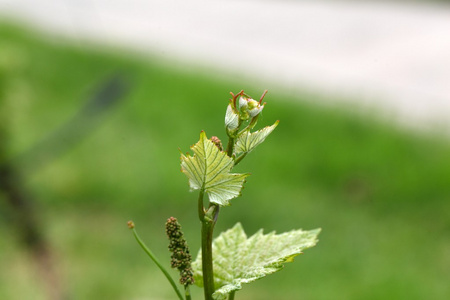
[0,23,449,299]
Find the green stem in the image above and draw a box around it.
[238,114,259,136]
[198,189,205,222]
[226,117,242,157]
[201,209,217,300]
[199,189,217,300]
[237,125,250,137]
[185,285,192,300]
[226,136,235,157]
[228,291,236,300]
[234,153,247,166]
[131,227,184,300]
[201,110,242,299]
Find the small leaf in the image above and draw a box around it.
[235,121,279,156]
[181,131,249,206]
[225,104,239,133]
[192,223,320,299]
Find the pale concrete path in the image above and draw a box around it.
[1,0,450,132]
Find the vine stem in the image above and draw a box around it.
[201,134,238,299]
[201,211,216,300]
[226,136,235,157]
[202,95,248,299]
[129,224,184,300]
[185,285,192,300]
[198,189,205,222]
[199,188,218,300]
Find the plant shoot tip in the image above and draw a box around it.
[127,220,135,229]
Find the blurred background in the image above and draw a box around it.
[0,0,449,299]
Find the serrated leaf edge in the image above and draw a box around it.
[235,120,279,156]
[193,223,321,299]
[180,131,249,206]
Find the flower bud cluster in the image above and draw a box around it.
[210,136,223,151]
[225,90,267,137]
[165,217,194,286]
[238,96,264,121]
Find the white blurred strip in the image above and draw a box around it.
[1,0,450,132]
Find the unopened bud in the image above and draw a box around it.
[210,136,223,151]
[238,96,264,120]
[127,220,135,229]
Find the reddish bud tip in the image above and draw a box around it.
[127,220,135,229]
[210,136,223,151]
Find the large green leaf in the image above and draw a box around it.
[181,131,249,206]
[193,223,321,299]
[234,121,279,156]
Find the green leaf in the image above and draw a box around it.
[181,131,249,206]
[192,223,321,299]
[235,121,279,156]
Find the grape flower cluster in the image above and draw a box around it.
[165,217,194,286]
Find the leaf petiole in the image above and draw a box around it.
[228,291,236,300]
[185,285,192,300]
[233,153,247,166]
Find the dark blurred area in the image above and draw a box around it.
[1,1,450,299]
[1,58,129,299]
